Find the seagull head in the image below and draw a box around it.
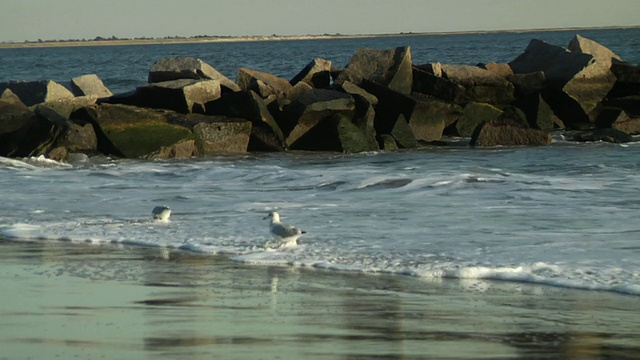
[152,205,171,221]
[263,211,280,222]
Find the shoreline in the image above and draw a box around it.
[1,238,639,359]
[1,25,638,49]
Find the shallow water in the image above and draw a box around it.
[2,146,640,358]
[2,143,640,297]
[1,239,639,359]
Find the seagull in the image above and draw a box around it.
[263,211,306,247]
[152,206,171,221]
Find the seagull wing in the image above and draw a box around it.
[271,223,303,238]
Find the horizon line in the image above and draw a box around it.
[1,24,638,49]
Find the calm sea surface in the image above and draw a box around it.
[1,29,640,359]
[1,28,639,93]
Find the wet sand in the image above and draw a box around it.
[1,238,639,359]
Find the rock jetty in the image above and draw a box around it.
[1,34,639,160]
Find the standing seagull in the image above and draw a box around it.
[264,211,306,247]
[152,206,171,221]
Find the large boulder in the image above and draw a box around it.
[0,89,35,135]
[470,122,551,147]
[1,103,82,158]
[499,106,530,129]
[336,46,413,95]
[570,128,633,143]
[290,58,332,88]
[351,98,379,151]
[510,39,595,84]
[237,68,293,98]
[264,81,314,111]
[0,80,74,106]
[541,87,594,129]
[390,114,417,149]
[0,89,42,157]
[408,99,462,142]
[288,113,376,153]
[124,79,221,113]
[70,74,113,98]
[360,80,415,136]
[513,93,558,131]
[507,71,546,98]
[595,107,640,134]
[560,61,617,116]
[30,104,70,156]
[148,113,252,156]
[479,62,514,77]
[149,140,197,160]
[568,34,621,66]
[457,102,503,137]
[148,57,240,93]
[379,134,399,150]
[57,122,98,153]
[35,96,98,119]
[285,82,314,103]
[416,62,443,77]
[204,91,285,151]
[32,105,98,158]
[412,66,467,103]
[439,64,515,105]
[70,104,194,158]
[338,81,379,151]
[331,114,379,153]
[279,88,356,148]
[193,120,252,154]
[361,80,457,143]
[603,95,640,116]
[509,38,617,127]
[608,61,640,99]
[339,80,378,107]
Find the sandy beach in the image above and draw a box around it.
[1,26,637,49]
[0,33,387,49]
[0,34,367,49]
[1,238,638,359]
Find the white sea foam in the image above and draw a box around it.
[0,223,43,240]
[0,156,74,172]
[2,146,640,298]
[405,263,640,296]
[2,219,639,296]
[24,155,73,168]
[0,157,38,170]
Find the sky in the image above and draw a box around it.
[1,0,638,42]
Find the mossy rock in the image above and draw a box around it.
[334,114,378,153]
[408,99,462,142]
[288,113,374,153]
[391,114,417,148]
[71,104,197,158]
[102,122,194,158]
[457,102,503,137]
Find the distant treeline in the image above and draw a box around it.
[1,33,348,45]
[2,26,639,45]
[0,35,238,44]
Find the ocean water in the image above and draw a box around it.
[1,28,639,94]
[1,29,640,358]
[1,142,640,296]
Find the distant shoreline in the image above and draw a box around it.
[1,25,638,49]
